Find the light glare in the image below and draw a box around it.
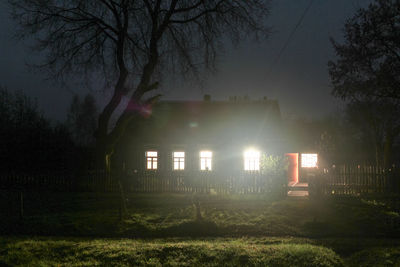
[244,149,260,171]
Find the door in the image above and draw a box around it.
[286,153,298,185]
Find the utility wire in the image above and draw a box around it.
[264,0,315,80]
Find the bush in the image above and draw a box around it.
[260,154,288,198]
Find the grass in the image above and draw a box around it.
[1,191,400,238]
[2,236,400,266]
[346,246,400,267]
[0,237,345,266]
[1,191,400,265]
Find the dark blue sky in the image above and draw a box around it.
[0,0,372,122]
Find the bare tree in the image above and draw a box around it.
[9,0,270,169]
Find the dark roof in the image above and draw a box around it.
[125,99,283,150]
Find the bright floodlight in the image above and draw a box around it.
[301,153,318,168]
[244,148,260,171]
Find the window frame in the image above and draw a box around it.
[145,151,158,170]
[173,151,185,170]
[200,150,212,171]
[244,150,260,171]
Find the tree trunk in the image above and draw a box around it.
[96,140,128,221]
[192,194,203,221]
[93,32,160,222]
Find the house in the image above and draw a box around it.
[114,96,319,193]
[117,96,283,172]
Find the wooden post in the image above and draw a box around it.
[19,191,24,220]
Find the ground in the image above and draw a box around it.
[1,191,400,266]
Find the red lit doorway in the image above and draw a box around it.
[286,153,298,185]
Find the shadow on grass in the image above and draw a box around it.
[2,192,400,239]
[160,219,219,237]
[121,218,220,238]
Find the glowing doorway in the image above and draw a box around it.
[286,153,299,185]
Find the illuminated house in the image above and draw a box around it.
[117,96,283,174]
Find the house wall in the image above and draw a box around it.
[123,144,255,173]
[118,99,285,174]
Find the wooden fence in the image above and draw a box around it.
[2,165,398,196]
[125,170,286,194]
[310,165,400,196]
[0,170,115,192]
[0,170,286,195]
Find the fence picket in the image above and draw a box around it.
[319,164,399,196]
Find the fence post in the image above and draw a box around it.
[19,191,24,220]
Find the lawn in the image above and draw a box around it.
[0,237,344,267]
[1,191,399,238]
[1,236,400,266]
[1,191,400,266]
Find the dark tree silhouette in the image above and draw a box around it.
[9,0,271,170]
[328,0,400,101]
[328,0,400,168]
[67,94,98,146]
[0,86,76,172]
[345,99,400,168]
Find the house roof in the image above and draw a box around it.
[124,98,283,151]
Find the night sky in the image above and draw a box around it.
[0,0,372,122]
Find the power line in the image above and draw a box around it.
[264,0,315,81]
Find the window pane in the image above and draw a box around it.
[255,160,260,171]
[200,151,212,170]
[200,151,212,157]
[244,149,260,171]
[173,151,185,170]
[174,151,184,157]
[146,151,158,170]
[301,153,318,168]
[146,151,157,157]
[244,160,249,170]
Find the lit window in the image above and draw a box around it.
[200,151,212,170]
[301,153,318,168]
[173,151,185,170]
[146,151,158,170]
[244,149,260,171]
